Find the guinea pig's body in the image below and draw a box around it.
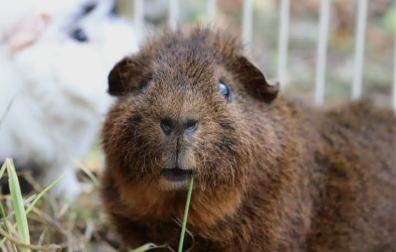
[100,28,396,252]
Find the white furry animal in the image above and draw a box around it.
[0,0,139,198]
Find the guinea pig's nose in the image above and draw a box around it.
[160,118,173,136]
[160,118,199,135]
[184,119,199,134]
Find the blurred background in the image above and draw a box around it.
[120,0,395,106]
[0,0,395,251]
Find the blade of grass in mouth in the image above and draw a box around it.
[178,175,194,252]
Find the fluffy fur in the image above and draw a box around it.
[100,27,396,251]
[0,0,139,198]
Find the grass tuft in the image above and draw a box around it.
[0,158,63,251]
[0,158,195,252]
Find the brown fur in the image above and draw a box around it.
[100,27,396,252]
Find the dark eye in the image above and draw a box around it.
[70,28,88,42]
[141,78,152,91]
[82,3,96,15]
[218,80,231,102]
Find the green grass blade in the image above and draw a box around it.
[0,160,10,249]
[0,203,9,231]
[6,158,30,252]
[178,176,194,252]
[1,173,61,226]
[2,195,37,224]
[0,201,18,252]
[0,174,63,246]
[25,175,63,214]
[0,161,6,179]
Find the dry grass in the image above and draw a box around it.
[0,156,194,252]
[0,158,118,252]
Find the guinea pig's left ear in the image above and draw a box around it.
[108,56,146,96]
[108,55,152,96]
[231,56,279,103]
[108,57,130,96]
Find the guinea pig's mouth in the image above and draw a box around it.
[160,167,192,182]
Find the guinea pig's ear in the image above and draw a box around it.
[108,57,132,96]
[231,56,279,103]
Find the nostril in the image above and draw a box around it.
[185,119,198,133]
[160,118,173,135]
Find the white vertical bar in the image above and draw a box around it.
[207,0,217,27]
[352,0,368,100]
[169,0,179,31]
[242,0,254,52]
[277,0,290,89]
[314,0,331,106]
[134,0,144,44]
[393,22,396,112]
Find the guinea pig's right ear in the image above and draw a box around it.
[231,56,279,103]
[108,57,132,96]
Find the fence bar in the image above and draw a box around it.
[314,0,331,106]
[393,22,396,112]
[169,0,179,31]
[207,0,217,27]
[352,0,368,100]
[277,0,290,89]
[134,0,144,44]
[242,0,254,52]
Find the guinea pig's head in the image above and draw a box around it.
[102,28,279,192]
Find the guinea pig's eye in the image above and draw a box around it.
[141,78,152,91]
[70,28,88,43]
[218,80,231,102]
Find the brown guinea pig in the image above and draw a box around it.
[100,27,396,252]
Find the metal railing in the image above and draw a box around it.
[133,0,396,110]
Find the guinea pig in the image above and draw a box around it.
[100,27,396,252]
[0,0,139,198]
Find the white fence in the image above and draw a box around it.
[133,0,396,110]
